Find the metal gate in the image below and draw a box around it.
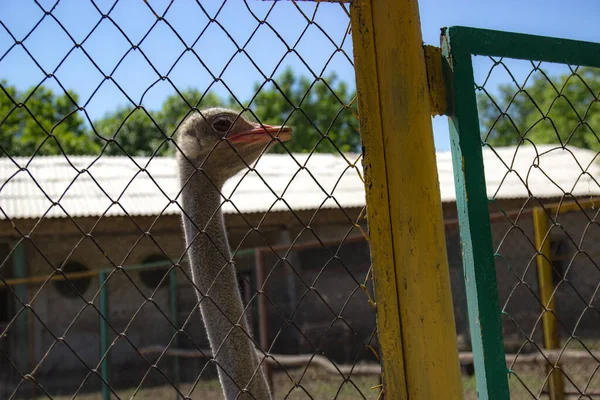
[443,26,600,399]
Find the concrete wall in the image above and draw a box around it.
[444,199,600,352]
[1,207,370,395]
[2,199,599,396]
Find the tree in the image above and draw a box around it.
[0,81,97,156]
[92,106,165,156]
[93,89,226,156]
[479,67,600,150]
[0,83,20,153]
[94,70,360,156]
[1,69,360,157]
[250,67,360,154]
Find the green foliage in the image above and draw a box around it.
[157,90,228,137]
[478,67,600,150]
[1,69,359,157]
[250,67,359,154]
[93,89,226,156]
[0,81,97,156]
[92,68,359,156]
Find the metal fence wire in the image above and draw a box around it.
[0,1,384,399]
[4,2,599,400]
[473,55,600,398]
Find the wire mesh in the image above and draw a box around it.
[473,56,600,399]
[0,1,383,399]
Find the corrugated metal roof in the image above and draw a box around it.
[436,144,600,203]
[1,145,598,220]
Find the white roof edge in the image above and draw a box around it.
[0,145,598,220]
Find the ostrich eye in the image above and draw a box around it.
[211,115,233,132]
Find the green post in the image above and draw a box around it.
[99,271,110,400]
[169,268,180,399]
[442,26,510,400]
[439,25,600,400]
[12,242,28,373]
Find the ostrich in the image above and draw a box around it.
[176,108,292,399]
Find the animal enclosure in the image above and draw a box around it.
[1,1,600,400]
[0,1,381,399]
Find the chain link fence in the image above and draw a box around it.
[4,2,598,400]
[0,1,384,399]
[473,55,600,399]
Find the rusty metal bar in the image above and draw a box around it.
[254,248,273,392]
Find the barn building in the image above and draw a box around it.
[1,145,599,396]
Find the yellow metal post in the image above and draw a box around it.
[350,1,462,399]
[532,207,565,400]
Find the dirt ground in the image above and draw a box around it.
[462,362,600,400]
[40,362,600,399]
[41,367,382,400]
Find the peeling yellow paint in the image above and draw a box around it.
[351,0,463,398]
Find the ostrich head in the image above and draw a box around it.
[176,107,292,185]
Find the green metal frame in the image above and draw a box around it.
[98,270,110,400]
[11,242,28,373]
[441,26,600,400]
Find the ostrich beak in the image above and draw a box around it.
[228,124,292,144]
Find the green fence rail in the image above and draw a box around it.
[442,26,600,400]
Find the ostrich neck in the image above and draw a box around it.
[178,161,271,400]
[178,163,233,284]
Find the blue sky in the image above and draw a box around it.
[1,0,598,152]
